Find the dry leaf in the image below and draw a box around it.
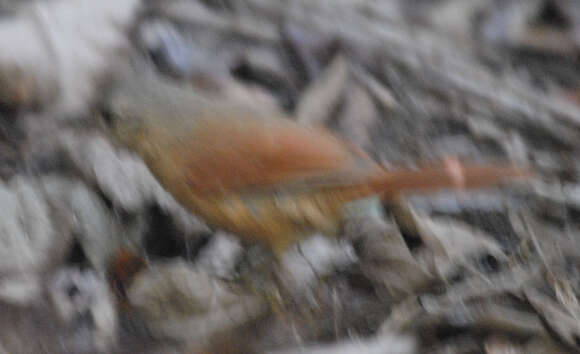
[379,297,424,332]
[107,247,146,308]
[522,337,570,354]
[416,216,508,278]
[268,332,416,354]
[549,275,580,321]
[355,216,434,299]
[420,263,542,311]
[0,0,140,115]
[392,199,507,280]
[525,287,580,349]
[479,0,580,54]
[161,1,279,43]
[218,77,283,116]
[484,336,525,354]
[295,54,350,125]
[127,260,267,343]
[280,21,342,82]
[421,300,545,337]
[351,65,398,111]
[337,83,377,148]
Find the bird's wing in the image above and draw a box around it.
[176,114,530,197]
[180,116,378,195]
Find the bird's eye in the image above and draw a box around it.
[100,107,115,127]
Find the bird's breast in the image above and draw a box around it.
[183,190,346,254]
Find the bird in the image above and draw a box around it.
[100,72,529,258]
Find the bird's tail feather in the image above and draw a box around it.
[337,158,532,201]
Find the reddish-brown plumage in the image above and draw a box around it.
[184,119,356,194]
[106,74,531,255]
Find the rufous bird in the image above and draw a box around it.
[100,72,529,258]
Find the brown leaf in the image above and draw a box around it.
[106,247,146,308]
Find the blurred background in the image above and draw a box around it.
[0,0,579,353]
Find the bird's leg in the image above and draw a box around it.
[233,243,290,315]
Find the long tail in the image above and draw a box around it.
[337,157,532,201]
